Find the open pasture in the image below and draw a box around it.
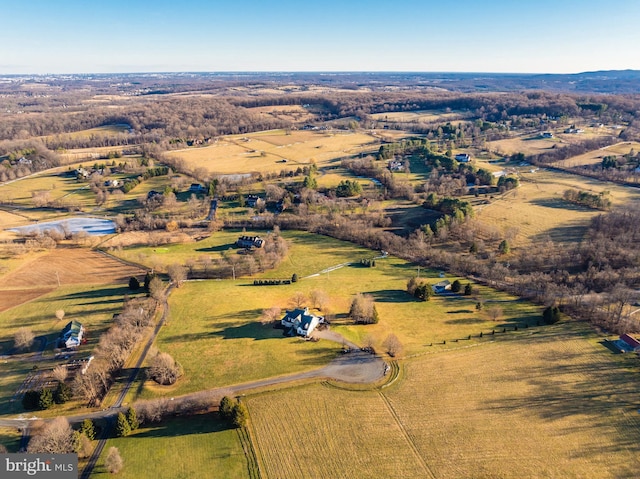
[247,104,316,123]
[166,130,379,175]
[245,321,640,478]
[383,322,640,479]
[91,415,248,479]
[475,168,640,245]
[138,279,341,399]
[370,110,461,124]
[247,384,428,479]
[552,141,640,168]
[0,282,142,415]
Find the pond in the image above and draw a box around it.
[8,217,116,236]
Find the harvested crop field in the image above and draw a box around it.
[0,248,145,290]
[0,288,55,313]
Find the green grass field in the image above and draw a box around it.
[136,279,341,400]
[0,284,141,416]
[246,321,640,479]
[90,415,248,479]
[0,426,21,452]
[127,230,543,404]
[246,384,427,478]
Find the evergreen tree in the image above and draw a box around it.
[128,277,140,291]
[116,412,131,437]
[126,407,139,431]
[38,388,54,410]
[464,283,473,296]
[451,280,462,293]
[53,382,72,404]
[80,419,96,441]
[220,396,234,420]
[232,403,249,428]
[498,240,510,255]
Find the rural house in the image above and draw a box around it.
[455,153,471,163]
[432,280,451,294]
[236,235,265,249]
[281,307,323,337]
[189,183,208,194]
[59,320,84,349]
[617,334,640,353]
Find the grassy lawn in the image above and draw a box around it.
[131,230,544,402]
[90,415,248,479]
[0,284,141,416]
[383,321,640,479]
[0,426,21,452]
[246,384,427,478]
[137,279,341,400]
[245,321,640,478]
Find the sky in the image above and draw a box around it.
[1,0,639,75]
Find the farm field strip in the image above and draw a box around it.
[246,384,428,478]
[90,415,248,479]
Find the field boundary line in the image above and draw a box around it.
[237,425,262,479]
[378,391,436,479]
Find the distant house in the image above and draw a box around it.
[60,320,84,349]
[104,179,120,187]
[455,153,471,163]
[147,190,162,200]
[388,160,404,171]
[432,280,451,294]
[236,235,265,249]
[189,183,208,195]
[541,132,554,138]
[245,195,260,207]
[281,307,323,337]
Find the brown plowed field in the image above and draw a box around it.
[0,248,145,311]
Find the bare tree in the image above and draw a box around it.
[148,276,165,301]
[167,263,187,287]
[310,289,329,310]
[148,352,183,386]
[105,446,124,474]
[486,305,503,322]
[52,365,68,383]
[14,327,35,351]
[382,334,403,357]
[261,307,282,325]
[28,417,75,453]
[289,292,307,309]
[55,309,65,321]
[349,293,379,324]
[363,334,375,349]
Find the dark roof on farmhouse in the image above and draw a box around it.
[620,334,640,349]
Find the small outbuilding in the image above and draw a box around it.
[432,280,451,294]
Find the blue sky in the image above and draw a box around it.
[1,0,639,74]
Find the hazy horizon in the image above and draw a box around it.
[1,0,639,75]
